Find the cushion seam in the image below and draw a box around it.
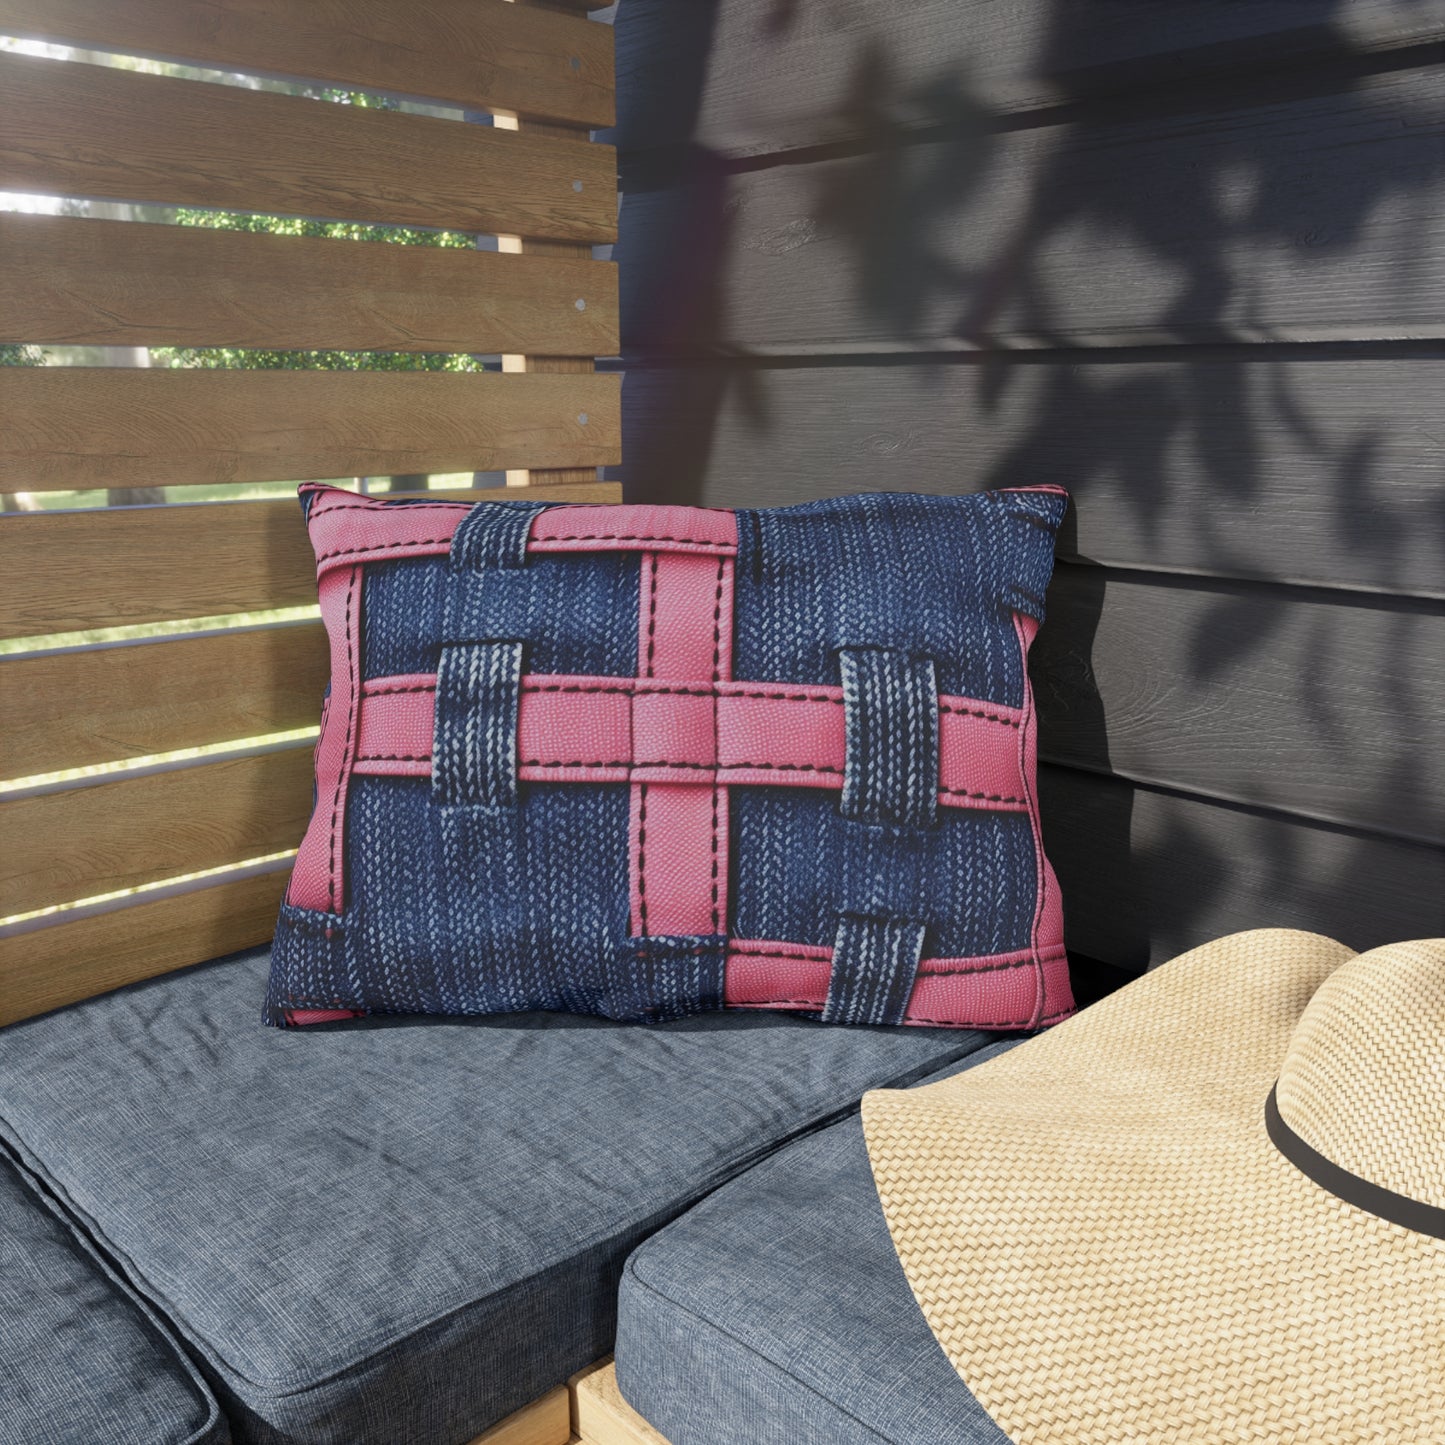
[0,1136,228,1445]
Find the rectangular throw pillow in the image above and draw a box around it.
[267,486,1073,1031]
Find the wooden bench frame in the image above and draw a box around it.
[471,1360,665,1445]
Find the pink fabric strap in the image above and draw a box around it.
[353,674,1029,812]
[303,487,740,579]
[287,565,364,914]
[630,551,736,938]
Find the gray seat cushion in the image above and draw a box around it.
[615,1041,1024,1445]
[0,1152,228,1445]
[0,946,1000,1445]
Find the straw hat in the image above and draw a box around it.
[863,930,1445,1443]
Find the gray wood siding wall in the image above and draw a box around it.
[610,0,1445,974]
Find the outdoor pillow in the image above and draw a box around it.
[266,485,1073,1031]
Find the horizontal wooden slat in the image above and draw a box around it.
[619,68,1444,353]
[0,369,621,491]
[612,0,1445,156]
[0,748,314,917]
[0,484,622,641]
[1033,568,1445,844]
[0,214,619,354]
[0,867,287,1026]
[619,355,1445,599]
[1039,765,1445,974]
[0,52,616,242]
[2,624,329,780]
[0,0,614,129]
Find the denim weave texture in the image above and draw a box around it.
[0,948,999,1444]
[268,489,1067,1026]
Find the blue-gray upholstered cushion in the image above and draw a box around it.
[615,1041,1025,1445]
[0,946,1000,1445]
[0,1152,228,1445]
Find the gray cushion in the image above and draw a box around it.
[0,947,999,1445]
[615,1041,1024,1445]
[0,1152,227,1445]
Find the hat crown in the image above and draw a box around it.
[1275,939,1445,1213]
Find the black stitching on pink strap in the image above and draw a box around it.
[316,536,458,563]
[327,568,359,913]
[637,783,650,936]
[535,531,736,547]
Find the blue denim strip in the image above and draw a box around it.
[433,641,524,810]
[264,902,356,1024]
[839,647,939,828]
[449,499,551,573]
[822,914,927,1027]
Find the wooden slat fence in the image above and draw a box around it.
[0,4,619,1024]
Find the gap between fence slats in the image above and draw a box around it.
[0,369,621,491]
[0,867,290,1027]
[0,52,616,242]
[0,0,614,129]
[0,485,621,641]
[495,9,614,488]
[0,747,315,918]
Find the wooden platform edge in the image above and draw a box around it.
[466,1383,572,1445]
[570,1359,672,1445]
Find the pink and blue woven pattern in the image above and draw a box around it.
[266,486,1073,1030]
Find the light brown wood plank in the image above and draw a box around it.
[1,747,316,917]
[0,866,288,1026]
[0,368,622,491]
[2,624,330,780]
[0,0,614,128]
[571,1361,670,1445]
[0,52,615,241]
[466,1385,572,1445]
[0,484,622,641]
[0,214,619,355]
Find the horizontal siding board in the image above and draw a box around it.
[1039,765,1445,972]
[619,355,1445,599]
[612,0,1445,156]
[1,624,330,780]
[0,369,621,490]
[0,867,287,1026]
[619,68,1445,353]
[0,748,314,917]
[0,214,619,355]
[1033,567,1445,844]
[0,52,616,242]
[0,0,615,128]
[0,484,622,641]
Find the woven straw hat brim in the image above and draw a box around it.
[863,930,1445,1445]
